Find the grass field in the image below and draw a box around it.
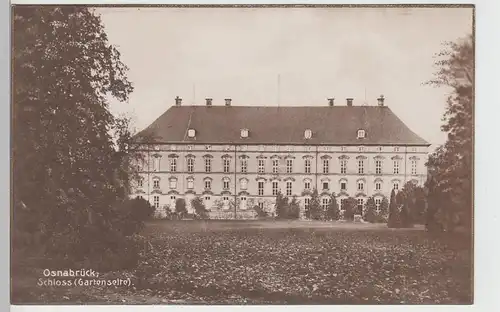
[11,220,472,304]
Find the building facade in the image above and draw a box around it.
[133,96,430,218]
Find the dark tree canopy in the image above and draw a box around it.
[12,7,136,261]
[425,34,473,232]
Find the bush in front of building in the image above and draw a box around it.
[325,193,340,221]
[342,197,357,221]
[191,196,209,219]
[287,196,301,219]
[363,197,377,223]
[175,198,188,219]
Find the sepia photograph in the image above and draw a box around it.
[11,4,474,305]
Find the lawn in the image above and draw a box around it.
[11,220,472,304]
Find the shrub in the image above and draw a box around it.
[325,193,340,221]
[191,196,209,219]
[363,197,377,223]
[175,198,187,219]
[288,196,301,219]
[342,197,357,221]
[253,205,268,218]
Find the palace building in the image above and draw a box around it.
[133,96,430,219]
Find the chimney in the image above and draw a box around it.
[225,98,232,106]
[205,98,212,106]
[175,96,182,106]
[346,98,353,107]
[377,95,385,106]
[327,98,335,107]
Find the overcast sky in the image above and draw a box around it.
[98,7,473,146]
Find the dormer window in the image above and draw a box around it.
[357,129,366,139]
[304,129,312,139]
[241,128,249,138]
[187,129,196,138]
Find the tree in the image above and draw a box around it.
[378,196,390,223]
[363,197,377,223]
[397,190,413,228]
[387,189,399,228]
[325,193,340,221]
[275,191,290,219]
[288,196,300,219]
[342,197,357,221]
[424,34,473,233]
[12,7,137,263]
[308,189,322,220]
[175,198,187,219]
[191,196,209,219]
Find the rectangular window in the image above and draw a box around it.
[258,181,264,196]
[304,198,310,209]
[187,158,194,173]
[304,159,311,174]
[286,159,293,173]
[223,180,230,190]
[393,160,400,174]
[323,159,329,174]
[240,197,247,210]
[258,202,264,210]
[304,181,311,190]
[375,198,381,212]
[138,179,143,188]
[169,179,177,189]
[153,196,159,209]
[341,182,347,191]
[240,179,248,190]
[170,158,177,172]
[272,159,279,173]
[411,160,417,175]
[153,180,160,188]
[272,181,278,196]
[322,198,330,211]
[240,158,248,173]
[187,179,194,189]
[204,180,211,190]
[323,182,329,190]
[375,182,381,191]
[153,158,160,172]
[205,158,211,173]
[286,181,292,196]
[223,196,229,209]
[393,182,399,190]
[258,159,265,173]
[358,160,364,174]
[357,182,364,191]
[357,198,364,213]
[340,160,347,174]
[375,160,382,175]
[223,158,230,173]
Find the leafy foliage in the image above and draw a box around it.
[424,34,473,233]
[387,189,399,228]
[342,197,357,221]
[307,189,322,220]
[191,197,209,219]
[11,7,142,266]
[325,193,340,221]
[363,197,377,223]
[175,198,188,218]
[287,196,301,219]
[274,191,289,219]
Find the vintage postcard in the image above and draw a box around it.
[11,4,474,306]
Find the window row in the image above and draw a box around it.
[143,177,403,195]
[150,195,386,213]
[143,157,419,175]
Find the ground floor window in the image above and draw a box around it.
[240,196,247,210]
[375,198,381,213]
[322,198,330,211]
[258,202,264,210]
[153,196,160,209]
[304,197,310,209]
[356,198,364,215]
